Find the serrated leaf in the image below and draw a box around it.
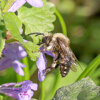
[3,12,40,61]
[22,41,40,61]
[53,77,100,100]
[3,12,23,42]
[18,2,56,34]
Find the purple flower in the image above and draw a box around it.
[2,42,27,60]
[37,52,47,81]
[8,0,43,12]
[0,80,38,100]
[36,48,56,81]
[0,42,27,76]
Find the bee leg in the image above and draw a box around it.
[46,45,52,50]
[32,51,41,53]
[44,60,58,75]
[44,67,54,75]
[39,48,50,52]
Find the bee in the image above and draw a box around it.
[28,33,77,77]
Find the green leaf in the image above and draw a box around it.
[41,62,86,100]
[3,0,15,12]
[3,12,23,42]
[0,10,1,18]
[53,77,100,100]
[77,55,100,81]
[0,32,5,57]
[0,95,3,100]
[0,20,5,57]
[18,2,56,34]
[3,12,40,61]
[22,41,40,61]
[90,68,100,85]
[0,0,6,9]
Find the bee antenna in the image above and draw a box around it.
[27,33,44,36]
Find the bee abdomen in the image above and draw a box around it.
[60,64,70,77]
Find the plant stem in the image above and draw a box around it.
[22,57,30,80]
[29,63,37,77]
[16,74,23,82]
[40,82,44,100]
[55,9,67,36]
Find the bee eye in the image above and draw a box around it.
[42,36,48,43]
[42,38,46,43]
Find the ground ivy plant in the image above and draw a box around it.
[0,0,100,100]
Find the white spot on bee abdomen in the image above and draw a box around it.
[64,67,67,69]
[63,71,67,74]
[52,63,57,68]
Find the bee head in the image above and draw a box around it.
[42,34,52,46]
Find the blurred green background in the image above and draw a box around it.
[51,0,100,85]
[0,0,100,100]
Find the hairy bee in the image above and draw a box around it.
[28,33,77,77]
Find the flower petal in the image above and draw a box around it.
[30,83,38,91]
[0,83,16,87]
[40,47,57,58]
[2,42,27,60]
[12,60,25,76]
[0,80,37,99]
[8,0,26,12]
[20,28,23,34]
[26,0,43,7]
[38,70,46,81]
[0,86,18,98]
[0,57,12,71]
[37,47,57,81]
[43,50,56,58]
[18,90,33,100]
[36,52,47,71]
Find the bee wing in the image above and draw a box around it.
[58,38,79,69]
[57,37,82,74]
[56,37,68,53]
[71,62,77,72]
[69,48,83,71]
[69,46,84,70]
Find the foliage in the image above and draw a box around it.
[0,0,100,100]
[53,77,100,100]
[0,20,5,57]
[18,2,56,34]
